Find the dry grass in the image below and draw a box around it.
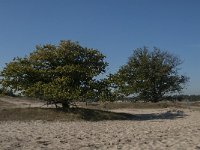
[0,97,199,122]
[79,101,187,110]
[0,107,138,122]
[0,107,187,122]
[0,108,78,121]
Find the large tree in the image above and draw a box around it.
[112,47,189,102]
[1,40,108,108]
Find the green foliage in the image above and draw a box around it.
[79,77,117,103]
[95,78,117,102]
[1,40,108,108]
[112,47,189,102]
[0,83,14,97]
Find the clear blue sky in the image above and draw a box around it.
[0,0,200,95]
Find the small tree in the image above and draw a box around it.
[113,47,189,102]
[1,40,108,109]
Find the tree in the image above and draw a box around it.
[0,40,108,109]
[112,47,189,102]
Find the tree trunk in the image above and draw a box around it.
[62,101,70,110]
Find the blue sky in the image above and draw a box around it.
[0,0,199,95]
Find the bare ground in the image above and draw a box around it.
[0,97,200,150]
[0,97,45,108]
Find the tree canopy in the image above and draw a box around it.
[1,40,108,108]
[112,47,189,102]
[1,43,190,105]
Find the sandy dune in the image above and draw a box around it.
[0,97,45,108]
[0,109,200,150]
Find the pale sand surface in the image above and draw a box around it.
[0,109,200,150]
[0,97,45,108]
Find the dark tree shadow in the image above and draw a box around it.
[59,108,187,121]
[127,110,186,121]
[0,107,187,122]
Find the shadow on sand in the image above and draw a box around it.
[65,108,187,121]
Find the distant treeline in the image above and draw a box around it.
[122,95,200,102]
[1,86,199,102]
[168,95,200,102]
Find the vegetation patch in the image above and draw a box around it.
[0,108,79,121]
[0,106,188,122]
[0,107,134,122]
[79,101,185,110]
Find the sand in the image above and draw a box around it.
[0,97,45,108]
[0,109,200,150]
